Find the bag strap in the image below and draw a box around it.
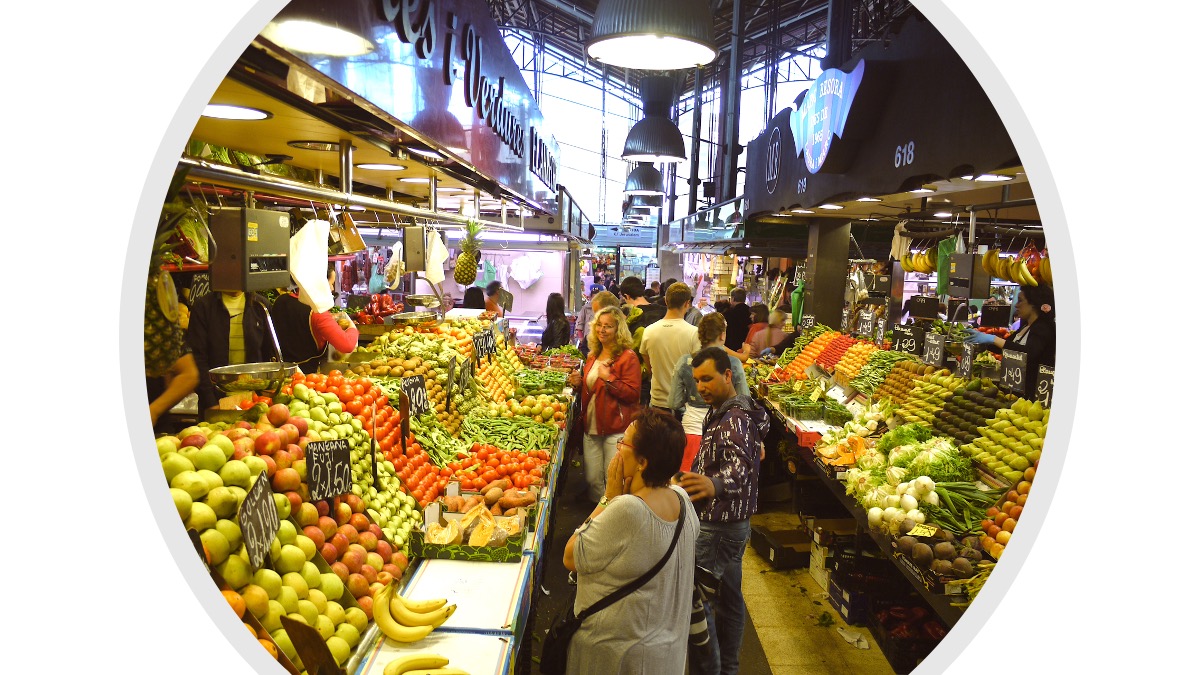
[576,490,687,621]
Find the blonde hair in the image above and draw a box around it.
[591,290,619,311]
[697,312,727,346]
[587,306,633,356]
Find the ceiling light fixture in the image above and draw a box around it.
[287,140,340,151]
[397,177,432,184]
[588,0,717,70]
[202,104,271,121]
[624,162,665,196]
[974,174,1013,182]
[259,1,374,57]
[933,211,953,218]
[791,208,813,214]
[622,76,686,163]
[405,147,443,160]
[856,197,881,202]
[910,188,935,194]
[818,204,844,210]
[355,163,408,171]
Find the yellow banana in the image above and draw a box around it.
[390,595,458,627]
[394,594,449,614]
[1039,258,1053,287]
[373,582,434,643]
[383,653,450,675]
[922,251,935,274]
[983,249,997,277]
[1017,259,1037,286]
[900,254,912,273]
[404,669,471,675]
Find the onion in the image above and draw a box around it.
[900,494,919,512]
[907,509,926,524]
[885,495,902,509]
[922,491,940,507]
[913,476,935,495]
[897,482,911,496]
[867,507,884,527]
[882,507,900,523]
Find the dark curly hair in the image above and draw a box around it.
[627,408,686,487]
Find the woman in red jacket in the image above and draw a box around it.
[568,306,642,502]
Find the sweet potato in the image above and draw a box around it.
[484,488,504,507]
[503,508,519,517]
[490,502,503,515]
[483,478,513,494]
[444,495,464,513]
[497,489,536,511]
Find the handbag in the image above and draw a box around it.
[539,491,687,675]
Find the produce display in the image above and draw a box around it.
[895,370,968,426]
[850,350,919,396]
[814,334,860,371]
[834,342,878,381]
[352,293,401,325]
[460,407,562,453]
[514,369,569,396]
[771,330,840,381]
[873,361,932,405]
[958,397,1046,483]
[930,380,1016,446]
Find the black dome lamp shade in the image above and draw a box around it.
[623,75,686,163]
[624,162,665,196]
[587,0,717,71]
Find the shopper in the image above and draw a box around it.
[640,283,702,413]
[966,284,1057,375]
[462,285,486,309]
[580,289,620,360]
[749,310,788,357]
[575,284,606,352]
[619,276,668,405]
[563,409,698,675]
[187,289,274,411]
[485,280,506,316]
[744,304,769,346]
[566,307,642,502]
[646,280,662,304]
[722,288,752,352]
[676,346,770,675]
[668,313,751,472]
[541,292,572,351]
[145,273,199,429]
[271,288,361,374]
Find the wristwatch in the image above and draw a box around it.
[598,496,610,508]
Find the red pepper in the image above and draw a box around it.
[922,621,947,640]
[889,623,916,640]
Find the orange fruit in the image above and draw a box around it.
[258,638,278,659]
[222,590,246,619]
[244,622,257,638]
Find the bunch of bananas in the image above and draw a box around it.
[900,249,937,274]
[383,650,469,675]
[982,249,1041,286]
[372,581,457,644]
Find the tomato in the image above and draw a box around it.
[486,458,500,468]
[351,381,366,396]
[328,373,345,388]
[346,400,364,416]
[473,478,487,491]
[438,477,448,490]
[379,438,392,454]
[497,463,510,476]
[337,384,355,402]
[523,459,536,472]
[481,469,498,483]
[531,467,543,477]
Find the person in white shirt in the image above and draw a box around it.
[640,282,702,412]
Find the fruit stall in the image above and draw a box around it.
[155,311,577,674]
[744,319,1051,673]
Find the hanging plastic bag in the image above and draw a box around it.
[425,229,449,285]
[384,240,405,290]
[935,236,957,297]
[290,219,335,312]
[509,253,543,289]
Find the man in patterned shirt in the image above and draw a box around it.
[677,346,770,675]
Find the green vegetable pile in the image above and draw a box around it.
[924,482,1004,536]
[543,345,583,359]
[410,412,470,467]
[514,370,569,396]
[850,350,919,395]
[459,410,559,453]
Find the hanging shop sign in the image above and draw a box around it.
[745,13,1020,214]
[266,0,559,206]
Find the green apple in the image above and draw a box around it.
[170,470,208,501]
[276,520,298,546]
[170,488,193,520]
[184,502,217,532]
[215,519,243,551]
[161,452,195,484]
[326,636,351,665]
[262,600,286,632]
[227,486,248,508]
[273,493,291,520]
[219,460,252,490]
[300,561,321,590]
[241,584,270,619]
[243,455,268,478]
[271,629,298,662]
[282,572,309,600]
[306,589,328,615]
[314,614,335,640]
[297,599,320,627]
[207,434,236,459]
[203,487,239,519]
[344,606,368,633]
[319,574,346,603]
[156,436,181,457]
[295,535,316,562]
[193,445,227,473]
[323,600,345,626]
[217,554,254,591]
[277,544,306,574]
[199,529,230,566]
[196,469,224,493]
[277,585,299,614]
[252,568,283,599]
[333,622,359,648]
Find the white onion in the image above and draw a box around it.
[913,476,935,495]
[922,491,940,507]
[885,495,902,509]
[882,507,900,523]
[897,482,911,496]
[900,494,919,512]
[907,509,926,524]
[867,507,884,527]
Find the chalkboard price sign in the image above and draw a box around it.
[239,471,280,569]
[1034,365,1054,409]
[874,318,887,347]
[855,310,874,337]
[1000,349,1028,394]
[402,375,431,416]
[891,325,925,356]
[909,295,939,320]
[306,439,352,502]
[800,314,816,330]
[473,330,497,362]
[840,308,851,333]
[454,357,474,401]
[922,332,946,367]
[446,357,456,398]
[958,341,978,379]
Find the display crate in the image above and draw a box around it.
[750,525,812,570]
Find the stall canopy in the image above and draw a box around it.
[745,13,1019,215]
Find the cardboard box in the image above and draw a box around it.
[802,516,859,548]
[808,542,832,592]
[827,577,870,626]
[750,525,812,570]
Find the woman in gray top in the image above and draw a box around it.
[563,409,699,674]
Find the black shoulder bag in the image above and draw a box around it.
[539,491,687,675]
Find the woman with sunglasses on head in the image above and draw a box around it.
[562,409,698,674]
[966,284,1057,376]
[567,306,643,502]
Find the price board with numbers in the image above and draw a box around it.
[891,324,925,356]
[305,439,352,501]
[239,471,280,569]
[453,357,474,399]
[473,330,497,362]
[1000,348,1028,394]
[855,310,874,337]
[874,318,887,347]
[1034,365,1054,409]
[909,295,939,320]
[840,308,851,333]
[800,314,816,330]
[957,341,978,379]
[401,375,430,416]
[922,332,946,367]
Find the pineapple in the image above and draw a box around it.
[454,220,482,284]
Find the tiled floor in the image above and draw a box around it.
[743,507,895,674]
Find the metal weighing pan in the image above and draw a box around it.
[209,361,298,394]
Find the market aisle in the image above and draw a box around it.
[745,506,895,674]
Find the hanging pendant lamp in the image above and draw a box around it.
[588,0,717,71]
[623,75,686,163]
[624,162,665,196]
[260,0,375,57]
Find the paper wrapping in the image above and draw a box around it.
[290,219,335,313]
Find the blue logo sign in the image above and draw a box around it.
[789,60,866,173]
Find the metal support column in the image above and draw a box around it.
[721,0,745,202]
[687,67,704,216]
[805,221,852,328]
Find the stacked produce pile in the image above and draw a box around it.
[850,351,919,396]
[775,324,833,367]
[930,379,1017,446]
[833,342,878,381]
[814,334,860,371]
[514,369,569,397]
[896,370,967,425]
[873,361,933,406]
[532,345,583,371]
[461,407,562,453]
[476,339,523,402]
[978,463,1037,559]
[351,329,465,434]
[771,330,841,381]
[958,397,1047,484]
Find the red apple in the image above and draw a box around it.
[260,455,277,478]
[375,541,393,561]
[330,532,350,557]
[345,494,365,514]
[368,524,384,540]
[365,552,384,573]
[267,403,291,427]
[287,444,304,463]
[284,491,303,517]
[223,428,249,441]
[303,525,326,549]
[356,595,373,614]
[330,561,349,582]
[334,502,353,526]
[341,551,363,575]
[320,543,338,564]
[271,449,292,471]
[347,543,367,559]
[232,437,255,457]
[297,437,309,451]
[357,531,378,552]
[381,564,402,580]
[376,571,395,586]
[296,502,319,528]
[390,551,409,572]
[180,434,208,449]
[255,421,275,434]
[317,516,338,540]
[361,565,378,585]
[349,513,370,533]
[287,417,309,438]
[255,431,281,456]
[316,500,331,518]
[346,573,369,598]
[231,446,249,461]
[278,424,299,445]
[337,524,359,545]
[236,420,253,430]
